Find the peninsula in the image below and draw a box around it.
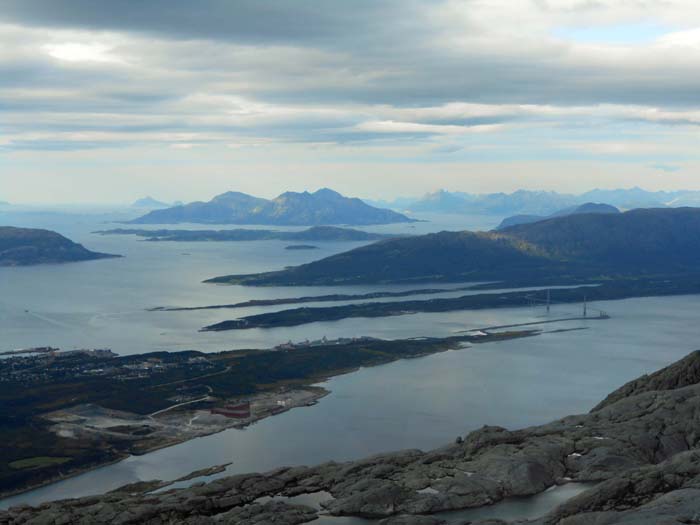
[150,284,485,311]
[0,330,533,498]
[200,275,700,331]
[6,349,700,524]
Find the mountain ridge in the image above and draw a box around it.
[129,188,415,226]
[496,202,620,229]
[377,187,700,216]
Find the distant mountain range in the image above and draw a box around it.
[208,207,700,285]
[373,187,700,216]
[496,202,620,229]
[131,196,173,209]
[96,226,398,242]
[130,188,415,226]
[407,189,579,216]
[0,227,119,266]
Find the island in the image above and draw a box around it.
[0,227,119,266]
[95,225,399,243]
[285,244,318,250]
[6,349,700,524]
[128,188,416,226]
[130,196,172,209]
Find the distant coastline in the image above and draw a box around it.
[95,225,400,243]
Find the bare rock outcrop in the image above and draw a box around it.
[4,351,700,525]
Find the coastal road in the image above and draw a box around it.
[149,395,212,418]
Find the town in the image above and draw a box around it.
[0,347,218,384]
[274,335,380,350]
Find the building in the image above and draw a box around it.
[211,402,251,419]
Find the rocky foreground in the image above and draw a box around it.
[5,351,700,524]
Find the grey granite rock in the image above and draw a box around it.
[5,351,700,525]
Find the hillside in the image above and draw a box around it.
[0,227,118,266]
[502,207,700,271]
[208,207,700,285]
[129,188,414,226]
[207,230,555,285]
[496,202,620,229]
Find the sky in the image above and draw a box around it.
[2,0,700,204]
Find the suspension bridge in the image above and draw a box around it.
[456,288,609,335]
[524,289,609,319]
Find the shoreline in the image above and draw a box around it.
[7,350,700,523]
[0,456,129,503]
[199,275,700,332]
[0,329,542,506]
[0,386,330,505]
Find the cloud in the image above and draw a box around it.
[652,163,682,172]
[42,42,124,63]
[354,120,506,136]
[2,1,700,201]
[0,0,426,48]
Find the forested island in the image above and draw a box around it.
[285,244,318,250]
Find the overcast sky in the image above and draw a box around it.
[2,0,700,203]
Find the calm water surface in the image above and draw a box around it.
[0,209,499,354]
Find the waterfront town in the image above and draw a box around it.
[0,347,218,384]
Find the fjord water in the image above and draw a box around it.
[2,208,700,509]
[0,209,498,354]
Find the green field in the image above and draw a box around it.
[9,457,71,470]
